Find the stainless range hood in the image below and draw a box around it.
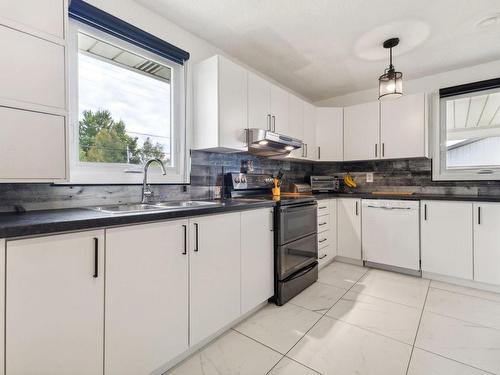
[247,128,302,156]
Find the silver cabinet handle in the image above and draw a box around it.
[319,254,327,259]
[272,115,276,132]
[267,114,271,130]
[365,205,411,210]
[305,143,308,158]
[375,144,378,157]
[382,143,385,157]
[319,222,327,226]
[478,206,481,225]
[319,238,327,243]
[355,201,359,215]
[318,146,321,160]
[302,143,305,157]
[424,204,427,221]
[318,206,328,210]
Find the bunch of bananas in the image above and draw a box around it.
[343,173,357,188]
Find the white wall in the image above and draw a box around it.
[315,59,500,107]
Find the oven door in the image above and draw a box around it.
[277,233,318,280]
[277,202,317,245]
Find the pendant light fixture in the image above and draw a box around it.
[378,37,403,100]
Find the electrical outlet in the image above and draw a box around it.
[366,172,374,183]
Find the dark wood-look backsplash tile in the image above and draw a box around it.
[1,153,499,212]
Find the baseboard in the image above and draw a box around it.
[423,272,500,294]
[154,301,269,375]
[364,261,421,277]
[334,256,363,266]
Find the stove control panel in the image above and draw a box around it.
[227,173,273,190]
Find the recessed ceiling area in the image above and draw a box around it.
[136,0,500,102]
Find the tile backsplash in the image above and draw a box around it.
[1,153,500,212]
[314,158,500,196]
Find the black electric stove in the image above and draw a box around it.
[226,173,318,305]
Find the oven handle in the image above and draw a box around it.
[279,202,317,213]
[284,261,317,282]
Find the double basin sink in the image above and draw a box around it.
[88,200,221,214]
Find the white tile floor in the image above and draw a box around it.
[166,262,500,375]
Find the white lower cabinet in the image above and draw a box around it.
[317,199,337,266]
[6,230,105,375]
[337,198,362,260]
[189,212,241,346]
[105,220,189,375]
[241,209,274,314]
[421,201,473,280]
[473,203,500,285]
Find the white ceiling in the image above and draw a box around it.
[136,0,500,101]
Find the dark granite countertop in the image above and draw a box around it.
[0,199,275,239]
[313,192,500,202]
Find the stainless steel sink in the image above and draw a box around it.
[153,200,220,208]
[87,203,167,214]
[86,200,220,214]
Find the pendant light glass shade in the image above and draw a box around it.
[379,69,403,100]
[378,38,403,101]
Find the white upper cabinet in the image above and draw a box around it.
[302,101,317,160]
[316,107,343,161]
[473,203,500,286]
[270,83,289,135]
[6,230,105,375]
[194,55,248,152]
[241,209,274,314]
[105,220,189,375]
[0,0,65,40]
[380,93,427,159]
[248,71,271,130]
[0,107,66,181]
[344,101,380,161]
[288,94,303,140]
[421,201,473,280]
[189,212,241,346]
[0,25,65,110]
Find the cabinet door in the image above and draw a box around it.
[316,107,343,161]
[0,0,65,39]
[288,94,303,139]
[0,25,65,109]
[270,83,289,134]
[381,93,426,159]
[303,101,317,160]
[248,71,271,130]
[0,107,66,180]
[105,220,189,375]
[189,212,241,345]
[421,201,473,280]
[0,239,4,375]
[474,203,500,285]
[337,198,362,260]
[218,56,248,151]
[344,101,380,161]
[6,230,104,375]
[329,199,338,258]
[241,209,274,314]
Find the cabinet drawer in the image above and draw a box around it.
[0,26,65,109]
[0,107,66,180]
[318,231,331,249]
[317,214,330,233]
[317,201,331,216]
[0,0,65,39]
[318,245,332,266]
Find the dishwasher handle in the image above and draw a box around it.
[365,205,412,210]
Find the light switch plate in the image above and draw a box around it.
[366,172,374,183]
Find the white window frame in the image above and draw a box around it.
[66,19,188,184]
[432,88,500,181]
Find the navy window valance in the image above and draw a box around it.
[69,0,190,65]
